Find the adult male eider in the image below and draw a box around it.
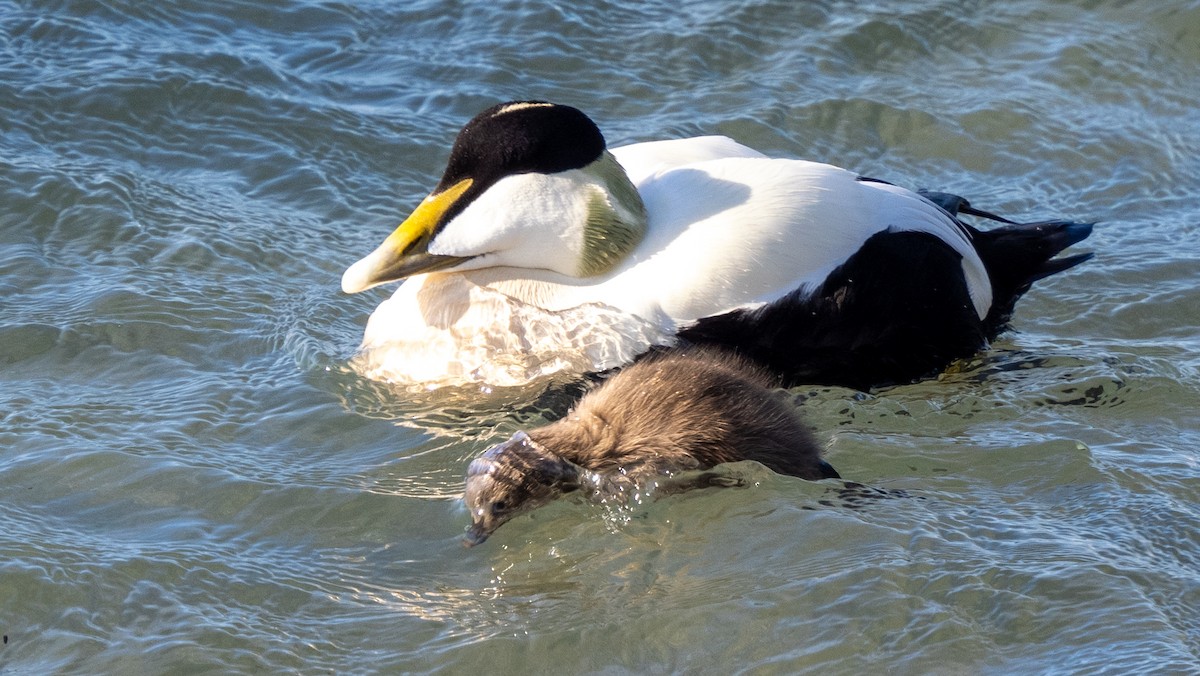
[462,349,839,546]
[342,101,1093,389]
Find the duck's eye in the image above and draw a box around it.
[491,501,508,515]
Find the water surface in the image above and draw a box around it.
[2,0,1199,672]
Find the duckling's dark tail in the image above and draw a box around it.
[817,459,841,480]
[920,190,1094,337]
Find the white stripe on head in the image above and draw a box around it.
[491,101,555,117]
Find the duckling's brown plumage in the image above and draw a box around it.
[463,349,839,545]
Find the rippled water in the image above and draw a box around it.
[3,0,1199,672]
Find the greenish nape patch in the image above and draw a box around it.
[578,152,648,277]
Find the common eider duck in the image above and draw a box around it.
[462,349,838,546]
[342,101,1093,389]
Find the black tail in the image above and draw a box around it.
[919,190,1094,336]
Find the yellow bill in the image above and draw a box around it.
[341,178,474,294]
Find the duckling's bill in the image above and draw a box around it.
[341,178,474,294]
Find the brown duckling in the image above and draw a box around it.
[463,349,839,546]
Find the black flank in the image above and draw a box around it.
[677,187,1093,390]
[677,230,985,390]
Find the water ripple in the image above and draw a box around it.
[3,0,1200,672]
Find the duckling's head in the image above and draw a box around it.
[342,101,647,295]
[463,430,582,547]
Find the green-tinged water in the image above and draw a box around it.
[3,0,1199,672]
